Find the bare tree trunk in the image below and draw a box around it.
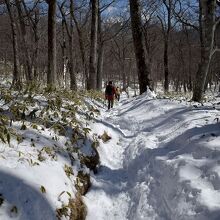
[129,0,150,94]
[77,29,88,88]
[15,0,33,82]
[164,37,169,91]
[68,35,77,90]
[21,0,40,80]
[33,31,39,79]
[61,17,66,88]
[33,7,40,80]
[69,0,77,90]
[5,0,21,87]
[143,30,152,81]
[127,59,132,87]
[185,28,193,91]
[58,0,77,90]
[70,2,88,89]
[88,0,99,90]
[46,0,57,86]
[192,0,217,101]
[97,6,103,90]
[97,42,104,90]
[157,0,173,93]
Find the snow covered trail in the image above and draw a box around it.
[85,93,220,220]
[84,119,131,220]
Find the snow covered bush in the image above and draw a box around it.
[0,83,102,220]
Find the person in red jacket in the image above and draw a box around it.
[105,81,116,110]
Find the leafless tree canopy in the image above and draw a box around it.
[0,0,219,100]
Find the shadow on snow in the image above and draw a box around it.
[0,170,56,220]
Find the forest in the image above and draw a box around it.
[0,0,219,101]
[0,1,220,220]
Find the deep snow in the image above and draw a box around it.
[85,91,220,220]
[1,85,220,220]
[0,86,98,220]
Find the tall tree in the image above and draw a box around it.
[15,0,33,82]
[96,0,118,90]
[142,0,159,88]
[46,0,57,86]
[60,3,67,88]
[96,3,103,90]
[88,0,99,90]
[192,0,219,101]
[69,0,77,90]
[129,0,150,94]
[21,0,40,79]
[70,1,90,89]
[157,0,176,92]
[5,0,21,87]
[59,0,77,90]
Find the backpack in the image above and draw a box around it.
[105,85,113,96]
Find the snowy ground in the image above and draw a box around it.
[1,82,220,220]
[85,91,220,220]
[0,85,99,220]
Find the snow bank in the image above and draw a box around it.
[0,86,101,220]
[86,92,220,220]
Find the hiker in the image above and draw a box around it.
[105,81,116,110]
[115,86,121,101]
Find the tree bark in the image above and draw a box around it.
[164,36,169,92]
[185,28,193,91]
[15,0,33,82]
[75,27,88,89]
[61,17,66,88]
[97,42,104,90]
[5,0,21,87]
[58,0,77,90]
[129,0,150,94]
[33,6,40,80]
[97,6,103,90]
[70,2,88,89]
[88,0,99,90]
[47,0,57,86]
[21,0,40,80]
[160,0,172,92]
[192,0,217,101]
[69,0,77,90]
